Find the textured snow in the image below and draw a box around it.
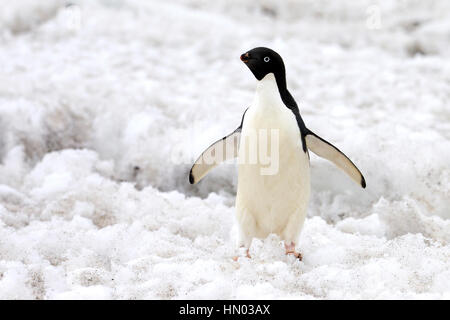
[0,0,449,299]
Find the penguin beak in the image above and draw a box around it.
[240,52,250,63]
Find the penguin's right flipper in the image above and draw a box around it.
[305,130,366,188]
[189,108,248,184]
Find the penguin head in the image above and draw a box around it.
[240,47,285,81]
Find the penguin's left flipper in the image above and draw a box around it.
[189,108,248,184]
[305,130,366,188]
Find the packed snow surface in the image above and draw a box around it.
[0,0,449,299]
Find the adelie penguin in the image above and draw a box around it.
[189,47,366,260]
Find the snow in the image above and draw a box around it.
[0,0,449,299]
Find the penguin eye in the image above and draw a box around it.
[264,56,270,62]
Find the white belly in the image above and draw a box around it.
[235,74,310,247]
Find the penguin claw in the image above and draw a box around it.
[232,249,251,261]
[285,250,302,261]
[285,242,302,260]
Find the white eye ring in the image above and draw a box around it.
[264,56,270,62]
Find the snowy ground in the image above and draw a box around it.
[0,0,449,299]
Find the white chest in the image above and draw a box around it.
[240,73,304,162]
[235,73,311,243]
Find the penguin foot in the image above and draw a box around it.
[285,242,302,261]
[288,251,302,261]
[232,248,251,261]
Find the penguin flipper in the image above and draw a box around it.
[189,108,248,184]
[189,129,241,184]
[305,130,366,188]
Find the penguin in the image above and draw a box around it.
[189,47,365,260]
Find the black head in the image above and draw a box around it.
[240,47,286,81]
